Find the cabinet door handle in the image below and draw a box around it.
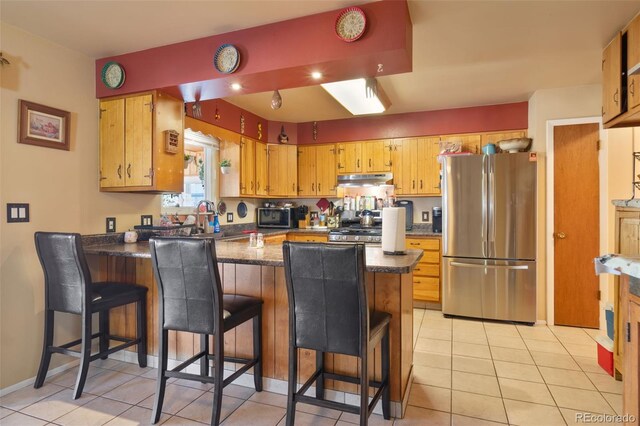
[312,183,315,192]
[292,183,295,192]
[614,89,619,105]
[251,181,254,190]
[257,182,260,191]
[631,80,636,97]
[357,159,360,168]
[412,180,415,189]
[369,158,372,168]
[420,179,423,189]
[318,183,321,192]
[127,164,131,179]
[117,164,122,179]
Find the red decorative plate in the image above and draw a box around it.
[335,7,367,42]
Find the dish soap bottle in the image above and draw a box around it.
[213,214,221,233]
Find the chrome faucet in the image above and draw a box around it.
[195,200,216,234]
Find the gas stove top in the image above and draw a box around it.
[328,226,382,243]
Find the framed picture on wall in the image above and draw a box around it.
[18,100,70,151]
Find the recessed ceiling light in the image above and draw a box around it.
[311,71,323,80]
[231,83,242,91]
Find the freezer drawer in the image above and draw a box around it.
[442,257,536,324]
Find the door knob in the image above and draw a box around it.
[554,232,566,239]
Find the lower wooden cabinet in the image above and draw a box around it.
[407,237,441,302]
[263,234,287,244]
[286,233,328,242]
[621,274,640,423]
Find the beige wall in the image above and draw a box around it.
[0,24,161,388]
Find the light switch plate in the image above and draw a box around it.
[422,211,430,222]
[106,217,116,233]
[7,203,29,223]
[141,215,153,226]
[227,212,233,222]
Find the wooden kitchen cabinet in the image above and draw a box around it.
[440,134,481,154]
[297,145,317,197]
[621,274,640,423]
[389,139,404,194]
[240,137,256,196]
[99,91,183,193]
[286,233,328,242]
[297,144,337,197]
[614,207,640,380]
[267,144,297,197]
[481,131,527,148]
[255,141,268,196]
[398,137,440,196]
[407,237,441,302]
[603,33,623,124]
[337,142,362,173]
[363,139,391,172]
[400,138,418,195]
[629,15,640,110]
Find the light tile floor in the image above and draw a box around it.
[0,309,622,425]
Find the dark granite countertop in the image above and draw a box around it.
[83,240,423,273]
[612,199,640,209]
[596,255,640,297]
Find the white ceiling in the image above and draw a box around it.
[2,0,640,122]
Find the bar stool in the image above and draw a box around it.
[149,237,263,426]
[282,242,391,426]
[33,232,148,399]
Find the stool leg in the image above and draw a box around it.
[253,309,263,392]
[315,350,324,399]
[152,329,168,424]
[359,352,369,426]
[285,343,297,426]
[137,299,147,368]
[381,329,391,420]
[211,334,224,426]
[34,309,54,388]
[200,334,209,381]
[99,310,109,360]
[73,313,92,399]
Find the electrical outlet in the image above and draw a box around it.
[422,211,430,222]
[6,203,29,223]
[227,212,233,222]
[106,217,116,233]
[141,215,153,226]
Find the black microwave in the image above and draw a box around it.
[257,207,297,228]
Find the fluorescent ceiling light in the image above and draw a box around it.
[321,78,390,115]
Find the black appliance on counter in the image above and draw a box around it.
[395,200,414,230]
[432,206,442,233]
[257,207,298,228]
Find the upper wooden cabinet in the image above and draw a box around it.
[267,144,297,197]
[440,134,481,154]
[603,12,640,128]
[603,33,623,123]
[240,137,256,196]
[397,137,440,196]
[337,142,362,173]
[297,144,337,197]
[363,139,391,172]
[255,141,268,196]
[99,91,184,193]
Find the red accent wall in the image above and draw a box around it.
[185,99,268,142]
[96,1,412,101]
[268,121,298,145]
[296,102,529,144]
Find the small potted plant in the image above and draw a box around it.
[184,154,194,169]
[219,159,232,175]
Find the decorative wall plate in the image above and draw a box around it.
[335,7,367,42]
[214,44,241,74]
[101,61,126,89]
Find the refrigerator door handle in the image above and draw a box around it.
[488,157,496,257]
[482,155,488,257]
[450,261,529,271]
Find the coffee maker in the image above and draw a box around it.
[432,206,442,233]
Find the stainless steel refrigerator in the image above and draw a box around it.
[442,152,537,324]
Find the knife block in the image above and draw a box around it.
[298,213,309,229]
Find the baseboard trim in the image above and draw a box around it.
[0,360,79,397]
[535,320,548,326]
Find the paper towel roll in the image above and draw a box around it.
[382,207,406,255]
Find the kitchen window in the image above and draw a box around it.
[161,129,219,212]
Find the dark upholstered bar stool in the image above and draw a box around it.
[149,237,263,426]
[33,232,148,399]
[282,242,391,426]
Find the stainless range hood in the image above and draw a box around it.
[337,173,393,187]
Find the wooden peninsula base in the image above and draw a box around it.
[85,240,421,418]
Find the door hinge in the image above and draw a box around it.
[627,322,631,343]
[145,102,154,112]
[144,168,154,179]
[99,108,106,119]
[597,290,601,300]
[596,140,601,150]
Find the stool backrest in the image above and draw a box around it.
[149,237,223,335]
[282,242,369,357]
[34,232,92,315]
